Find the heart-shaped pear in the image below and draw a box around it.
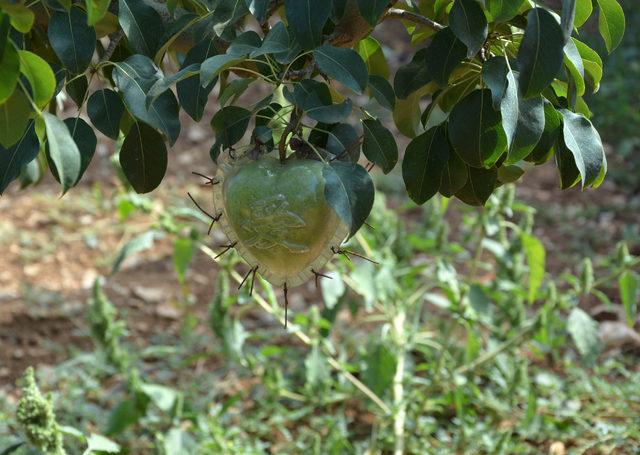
[213,158,348,287]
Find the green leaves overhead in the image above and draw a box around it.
[0,40,19,104]
[0,2,34,33]
[285,0,331,50]
[357,0,388,26]
[394,48,431,99]
[448,89,507,168]
[113,55,181,144]
[0,88,31,148]
[439,151,468,197]
[88,89,126,139]
[177,38,219,122]
[285,80,352,124]
[17,50,56,109]
[43,112,81,194]
[48,6,96,74]
[119,122,167,194]
[450,0,488,57]
[559,109,606,187]
[402,125,450,205]
[323,162,374,238]
[86,0,110,26]
[517,8,565,99]
[47,118,96,187]
[118,0,164,57]
[313,45,369,94]
[455,166,497,206]
[368,75,395,110]
[485,0,526,23]
[425,27,467,86]
[596,0,625,53]
[0,122,39,195]
[356,36,389,79]
[361,119,398,174]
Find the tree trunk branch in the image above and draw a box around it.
[383,8,444,31]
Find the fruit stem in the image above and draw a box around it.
[279,107,301,163]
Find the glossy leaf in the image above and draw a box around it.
[425,27,467,86]
[555,137,581,189]
[48,7,96,74]
[517,8,565,98]
[227,31,262,56]
[177,38,219,122]
[573,38,603,91]
[0,40,19,104]
[0,88,31,148]
[575,0,593,27]
[440,150,468,197]
[560,109,606,187]
[325,123,360,162]
[0,3,34,32]
[361,119,398,174]
[47,118,96,187]
[0,122,39,195]
[250,22,290,57]
[146,64,199,108]
[86,0,110,25]
[119,122,168,194]
[394,48,431,99]
[43,112,81,194]
[450,0,488,57]
[497,163,524,183]
[244,0,269,22]
[323,161,374,237]
[113,55,181,144]
[200,54,243,87]
[482,56,509,110]
[18,50,56,108]
[402,125,450,204]
[455,166,497,206]
[285,0,331,50]
[596,0,625,53]
[87,89,126,139]
[561,0,577,42]
[526,99,562,164]
[66,74,88,107]
[118,0,164,57]
[314,45,368,94]
[210,106,251,148]
[356,36,389,78]
[448,89,507,168]
[368,75,395,110]
[284,80,353,124]
[357,0,388,25]
[485,0,526,22]
[564,38,586,97]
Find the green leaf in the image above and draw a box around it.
[17,50,56,109]
[210,106,251,148]
[564,38,586,97]
[83,434,120,455]
[521,232,545,302]
[139,383,178,412]
[0,88,31,148]
[250,21,290,57]
[153,12,199,65]
[219,78,253,107]
[368,75,395,110]
[357,0,388,25]
[361,119,398,174]
[0,40,18,104]
[245,0,269,22]
[573,38,603,92]
[455,166,497,206]
[619,271,638,327]
[482,56,508,110]
[555,137,581,189]
[450,0,488,57]
[0,122,39,195]
[0,3,34,32]
[285,0,331,50]
[575,0,593,27]
[561,0,577,42]
[323,161,374,237]
[325,123,360,162]
[449,89,507,168]
[173,237,194,284]
[567,307,601,361]
[500,71,545,164]
[321,271,345,309]
[362,343,396,396]
[403,125,450,204]
[106,398,144,434]
[425,27,467,86]
[86,0,110,26]
[112,230,159,274]
[356,36,389,78]
[596,0,625,53]
[313,45,369,94]
[439,149,468,197]
[119,122,167,194]
[485,0,526,22]
[305,345,330,389]
[284,79,353,123]
[118,0,164,56]
[394,48,431,99]
[66,74,88,107]
[227,30,262,56]
[113,55,181,145]
[177,38,219,122]
[560,109,606,187]
[43,112,81,194]
[87,89,125,139]
[146,63,200,108]
[199,54,243,87]
[526,99,562,164]
[517,8,565,98]
[47,118,96,186]
[210,0,250,37]
[497,163,524,183]
[48,6,96,74]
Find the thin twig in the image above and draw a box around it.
[383,8,444,31]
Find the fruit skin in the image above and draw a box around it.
[213,157,348,287]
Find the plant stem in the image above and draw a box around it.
[469,208,486,280]
[392,310,406,455]
[383,8,444,31]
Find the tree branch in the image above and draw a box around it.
[383,8,444,31]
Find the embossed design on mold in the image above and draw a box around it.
[240,194,310,253]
